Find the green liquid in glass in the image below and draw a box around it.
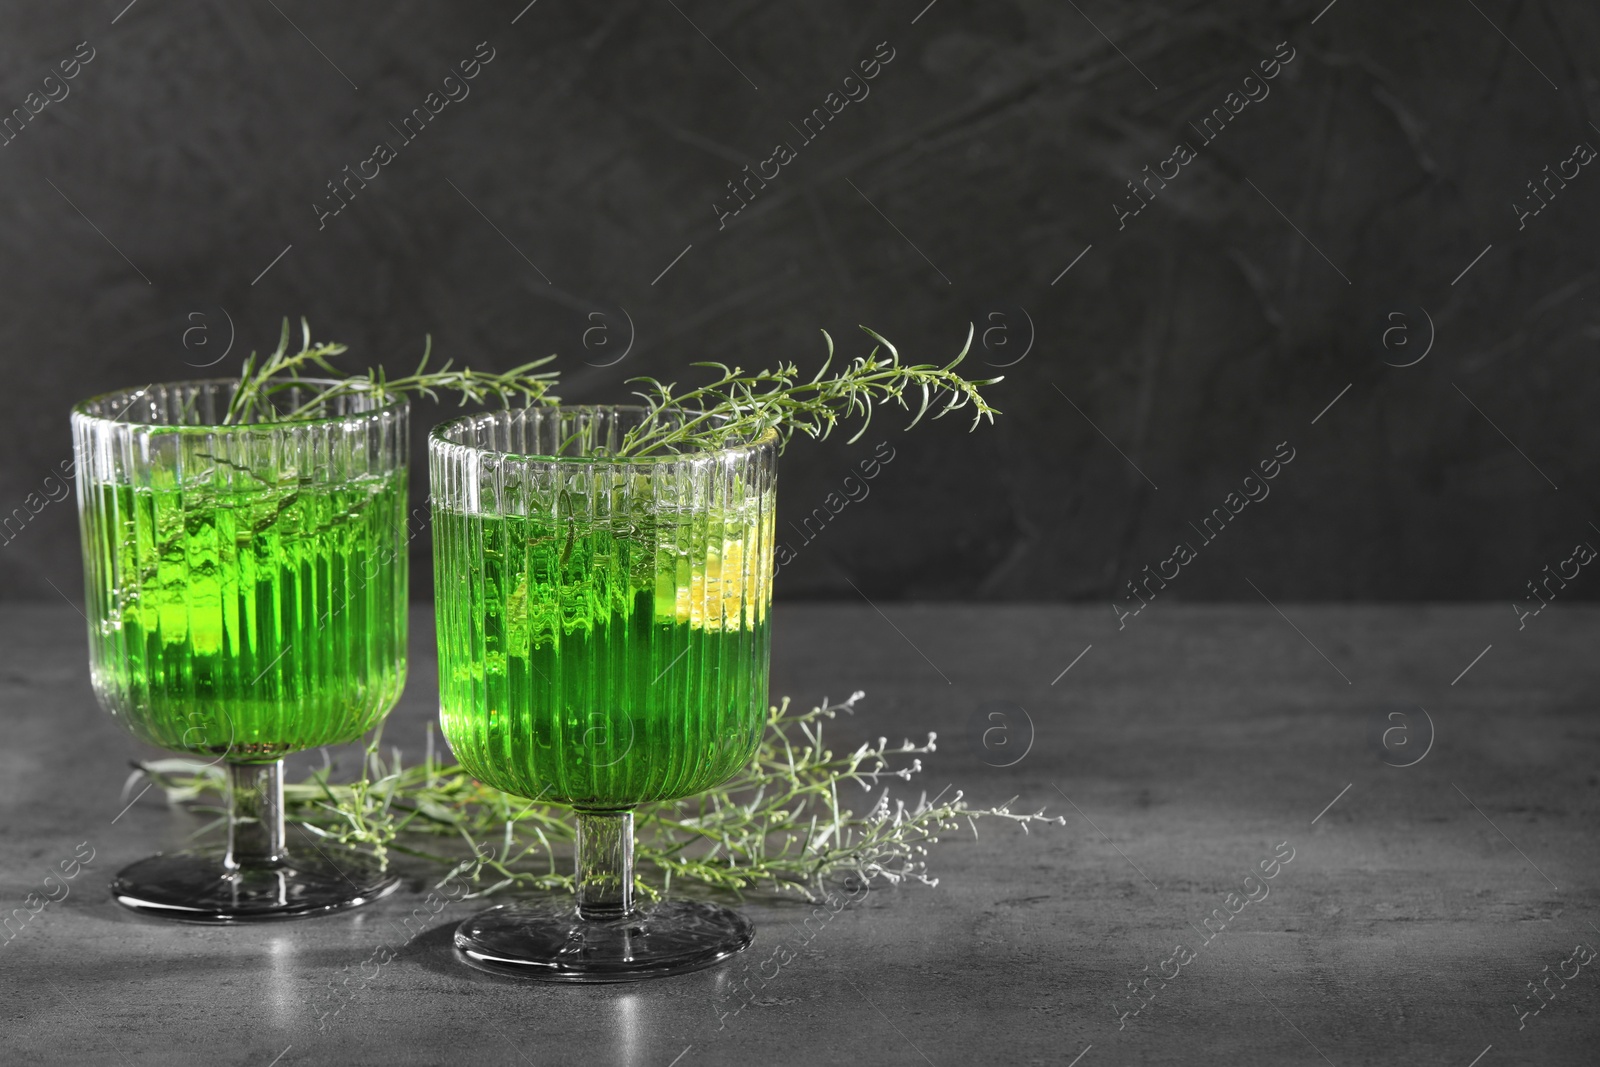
[84,470,408,761]
[434,509,771,810]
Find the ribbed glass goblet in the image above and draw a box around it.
[430,406,777,980]
[72,379,408,921]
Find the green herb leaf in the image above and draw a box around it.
[615,325,1001,456]
[220,317,560,425]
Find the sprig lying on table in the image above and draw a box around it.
[134,692,1061,901]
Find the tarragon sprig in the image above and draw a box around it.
[220,318,559,425]
[218,320,999,460]
[133,691,1062,901]
[615,325,1001,456]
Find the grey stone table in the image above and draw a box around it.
[2,602,1597,1066]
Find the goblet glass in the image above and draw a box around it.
[72,379,408,921]
[430,406,777,981]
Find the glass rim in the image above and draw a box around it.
[428,404,779,465]
[70,377,408,432]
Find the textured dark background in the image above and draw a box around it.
[2,0,1597,605]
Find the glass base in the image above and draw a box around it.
[454,900,755,982]
[111,848,400,924]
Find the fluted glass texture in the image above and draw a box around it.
[72,380,408,762]
[430,407,778,810]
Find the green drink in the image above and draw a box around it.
[433,507,771,809]
[84,472,407,760]
[431,405,777,980]
[73,379,408,921]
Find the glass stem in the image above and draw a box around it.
[575,811,634,921]
[226,761,286,870]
